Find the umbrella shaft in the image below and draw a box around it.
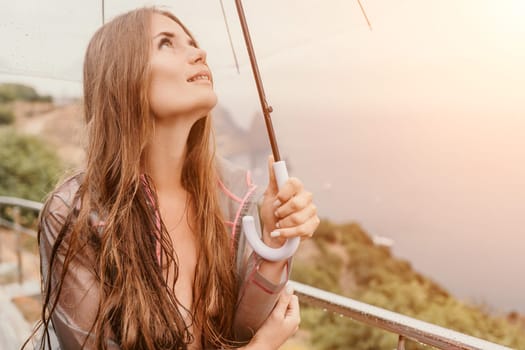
[234,0,281,162]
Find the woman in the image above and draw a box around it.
[32,7,319,350]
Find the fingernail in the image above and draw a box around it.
[273,199,281,207]
[270,231,281,238]
[285,283,294,295]
[274,210,279,218]
[275,221,280,229]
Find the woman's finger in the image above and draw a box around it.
[265,155,278,195]
[271,215,320,240]
[274,190,312,219]
[274,177,304,205]
[276,204,317,229]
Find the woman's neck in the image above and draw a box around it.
[145,118,194,194]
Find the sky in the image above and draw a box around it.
[1,1,525,313]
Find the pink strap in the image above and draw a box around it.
[218,170,258,251]
[218,178,243,203]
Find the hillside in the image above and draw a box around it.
[11,100,84,168]
[291,221,525,349]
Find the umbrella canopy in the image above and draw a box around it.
[1,0,374,140]
[0,0,370,259]
[0,0,369,83]
[0,0,372,164]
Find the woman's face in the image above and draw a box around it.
[148,13,217,121]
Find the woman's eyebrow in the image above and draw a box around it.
[153,31,175,40]
[153,31,196,47]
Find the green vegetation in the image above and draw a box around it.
[0,83,52,103]
[0,83,52,126]
[0,129,62,230]
[0,129,62,202]
[0,104,15,125]
[291,221,525,349]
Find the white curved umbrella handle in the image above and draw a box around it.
[242,161,300,261]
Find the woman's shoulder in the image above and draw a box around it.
[40,172,84,230]
[45,173,83,210]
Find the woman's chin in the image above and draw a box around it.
[209,90,218,104]
[201,91,218,112]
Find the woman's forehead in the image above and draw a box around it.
[150,13,190,40]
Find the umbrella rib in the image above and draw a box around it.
[101,0,105,25]
[219,0,240,74]
[356,0,372,30]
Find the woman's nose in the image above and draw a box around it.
[190,47,207,64]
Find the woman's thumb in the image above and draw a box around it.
[273,283,294,315]
[267,155,278,193]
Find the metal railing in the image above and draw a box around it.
[291,281,512,350]
[0,196,515,350]
[0,196,42,284]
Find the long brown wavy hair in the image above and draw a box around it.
[31,7,238,350]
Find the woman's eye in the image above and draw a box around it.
[159,38,173,49]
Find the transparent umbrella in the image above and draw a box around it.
[0,0,372,260]
[0,0,371,82]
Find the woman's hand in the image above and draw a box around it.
[260,156,320,248]
[245,284,300,350]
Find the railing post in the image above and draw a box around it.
[13,206,23,284]
[0,219,3,263]
[396,335,406,350]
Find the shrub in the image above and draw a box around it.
[0,129,62,201]
[0,83,53,103]
[0,104,15,125]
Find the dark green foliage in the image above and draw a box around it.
[292,250,343,294]
[0,83,53,103]
[293,219,525,349]
[0,104,15,125]
[0,129,62,202]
